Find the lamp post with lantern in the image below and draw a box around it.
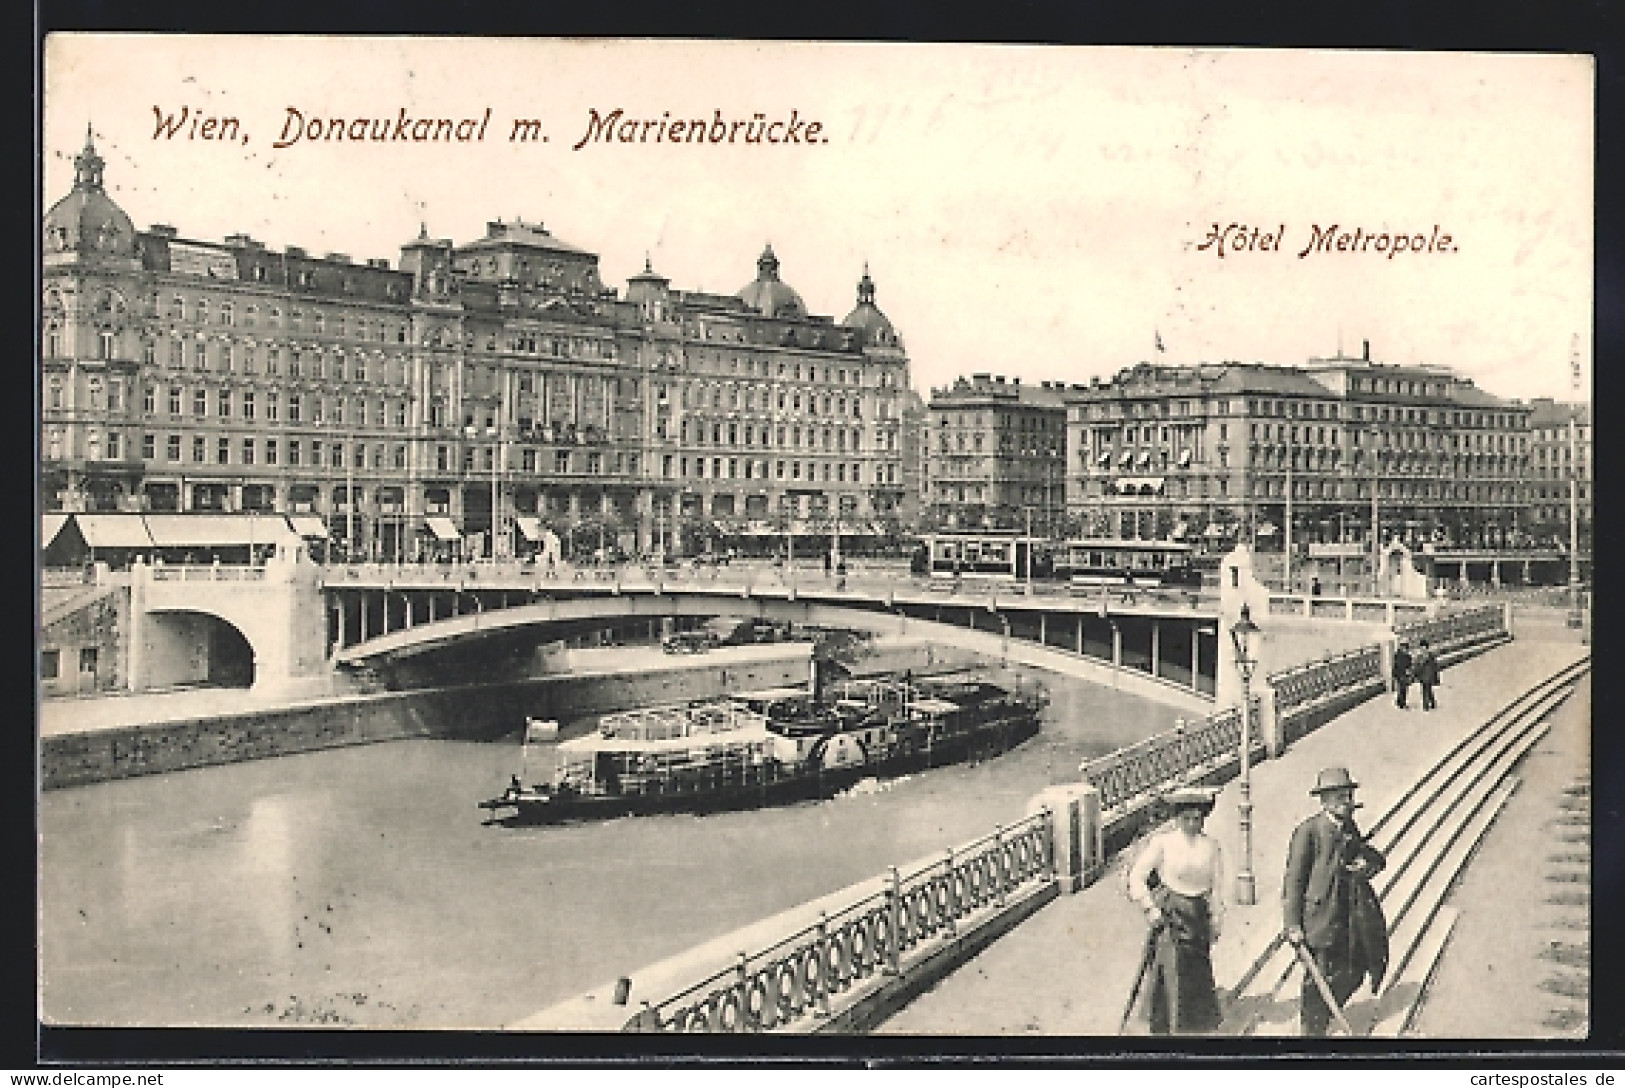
[1231,601,1262,906]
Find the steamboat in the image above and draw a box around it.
[479,671,1046,825]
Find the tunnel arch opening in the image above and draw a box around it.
[143,610,257,690]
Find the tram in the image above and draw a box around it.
[924,532,1051,582]
[1054,538,1203,589]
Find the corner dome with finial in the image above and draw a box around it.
[841,264,900,348]
[44,125,137,262]
[736,244,806,319]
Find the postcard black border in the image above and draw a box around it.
[23,0,1625,1069]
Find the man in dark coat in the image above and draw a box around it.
[1283,767,1389,1036]
[1391,641,1414,709]
[1413,639,1441,711]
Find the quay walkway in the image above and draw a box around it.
[878,633,1589,1036]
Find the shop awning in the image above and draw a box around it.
[1204,524,1228,538]
[144,514,297,548]
[1113,477,1165,496]
[425,517,461,542]
[1117,450,1133,467]
[75,515,156,550]
[288,515,329,539]
[1096,451,1112,467]
[1137,450,1153,467]
[41,514,68,551]
[1256,524,1279,537]
[1172,521,1189,540]
[514,516,543,542]
[1178,449,1193,468]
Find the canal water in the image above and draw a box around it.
[39,666,1185,1028]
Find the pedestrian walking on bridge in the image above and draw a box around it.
[1413,639,1440,711]
[1125,786,1226,1034]
[1392,641,1414,709]
[1283,767,1389,1036]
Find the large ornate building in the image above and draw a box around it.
[923,374,1068,535]
[41,131,913,559]
[1525,398,1592,554]
[1062,346,1534,550]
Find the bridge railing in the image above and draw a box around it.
[149,564,267,583]
[1395,603,1508,656]
[623,810,1054,1032]
[1266,644,1386,748]
[1266,593,1435,625]
[1079,704,1254,816]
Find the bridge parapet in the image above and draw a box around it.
[530,809,1057,1033]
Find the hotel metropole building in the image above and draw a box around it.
[1062,347,1533,550]
[41,133,912,559]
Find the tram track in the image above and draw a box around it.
[1218,654,1590,1037]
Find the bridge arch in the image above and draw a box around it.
[331,590,1213,712]
[133,608,257,690]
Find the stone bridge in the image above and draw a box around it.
[88,549,1447,701]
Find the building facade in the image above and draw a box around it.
[42,132,912,560]
[924,374,1068,535]
[1063,347,1533,550]
[1525,399,1592,554]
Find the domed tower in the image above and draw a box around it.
[841,263,903,351]
[736,244,806,319]
[42,126,143,515]
[43,126,139,271]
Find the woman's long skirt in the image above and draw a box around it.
[1143,888,1222,1034]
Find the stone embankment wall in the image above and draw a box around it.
[41,639,983,790]
[42,649,816,790]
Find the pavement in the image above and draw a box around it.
[878,629,1589,1036]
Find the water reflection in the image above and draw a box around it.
[40,665,1184,1028]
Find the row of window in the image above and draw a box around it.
[668,420,871,452]
[940,433,1063,455]
[147,338,411,383]
[138,434,408,470]
[678,383,868,419]
[653,455,881,485]
[155,295,409,342]
[1073,395,1527,432]
[687,354,874,385]
[136,385,411,428]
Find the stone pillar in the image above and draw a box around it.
[1025,784,1100,893]
[1260,682,1285,758]
[1039,611,1047,647]
[359,592,369,642]
[1190,624,1200,688]
[1150,620,1160,680]
[1076,614,1084,654]
[1111,623,1122,668]
[126,558,148,692]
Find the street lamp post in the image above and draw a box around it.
[1024,506,1033,594]
[1369,429,1381,598]
[1568,409,1581,627]
[1231,601,1262,906]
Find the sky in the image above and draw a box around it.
[43,37,1593,404]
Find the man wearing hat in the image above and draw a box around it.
[1392,640,1414,709]
[1282,767,1389,1036]
[1126,786,1226,1033]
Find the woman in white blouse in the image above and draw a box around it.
[1126,786,1227,1033]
